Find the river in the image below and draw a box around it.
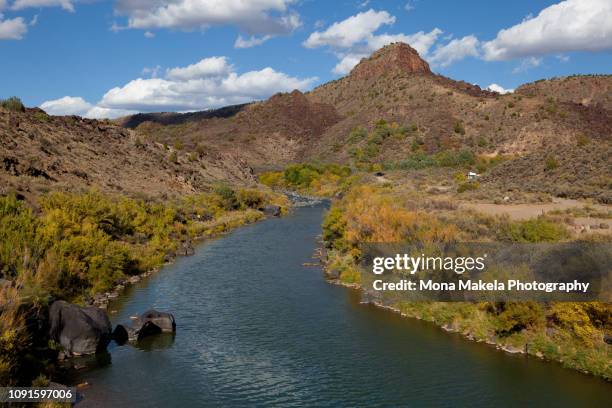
[75,203,611,407]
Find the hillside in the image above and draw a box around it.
[123,42,611,201]
[0,106,256,204]
[516,75,612,110]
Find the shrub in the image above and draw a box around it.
[259,171,283,187]
[0,97,25,112]
[168,151,178,163]
[213,184,238,210]
[495,302,544,335]
[457,181,479,193]
[454,121,466,135]
[434,149,475,167]
[347,127,367,144]
[576,134,589,147]
[236,189,265,209]
[545,155,559,170]
[499,218,569,243]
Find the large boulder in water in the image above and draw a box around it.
[128,310,176,341]
[49,301,112,356]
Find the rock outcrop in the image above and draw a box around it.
[349,42,431,79]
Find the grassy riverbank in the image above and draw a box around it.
[0,186,288,386]
[320,182,611,380]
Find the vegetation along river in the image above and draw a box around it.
[74,203,612,407]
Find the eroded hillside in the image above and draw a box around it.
[0,107,256,204]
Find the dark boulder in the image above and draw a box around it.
[112,324,129,345]
[49,301,112,356]
[127,310,176,341]
[605,334,612,345]
[138,310,176,333]
[261,204,281,217]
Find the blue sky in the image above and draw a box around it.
[0,0,610,117]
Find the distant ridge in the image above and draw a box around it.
[117,103,250,129]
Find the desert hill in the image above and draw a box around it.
[516,75,612,110]
[0,106,256,204]
[122,43,610,201]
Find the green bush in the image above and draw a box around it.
[496,302,544,335]
[454,121,466,135]
[545,155,559,170]
[0,97,25,112]
[213,184,239,210]
[499,218,569,243]
[457,181,479,193]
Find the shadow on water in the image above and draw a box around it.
[132,333,176,352]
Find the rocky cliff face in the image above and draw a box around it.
[349,42,432,79]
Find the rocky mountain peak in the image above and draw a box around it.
[349,42,431,79]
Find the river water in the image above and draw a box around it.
[76,203,611,407]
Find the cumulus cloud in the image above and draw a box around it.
[486,83,514,94]
[12,0,76,12]
[482,0,612,60]
[0,16,27,39]
[40,57,317,118]
[40,96,93,116]
[165,56,232,80]
[234,34,272,49]
[304,9,443,74]
[429,35,480,67]
[114,0,301,36]
[303,9,395,49]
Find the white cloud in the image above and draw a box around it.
[404,2,414,12]
[114,0,301,36]
[144,30,154,38]
[165,56,232,80]
[12,0,76,12]
[0,16,27,40]
[512,56,542,73]
[556,54,569,62]
[234,34,272,48]
[482,0,612,60]
[332,54,366,75]
[40,96,93,116]
[429,35,480,67]
[141,65,161,78]
[0,0,6,10]
[486,83,514,94]
[39,57,317,118]
[367,30,442,56]
[303,9,395,49]
[304,9,443,74]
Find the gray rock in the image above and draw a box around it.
[125,310,177,342]
[261,204,281,217]
[49,301,112,356]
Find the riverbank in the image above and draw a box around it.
[320,183,612,381]
[0,186,289,387]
